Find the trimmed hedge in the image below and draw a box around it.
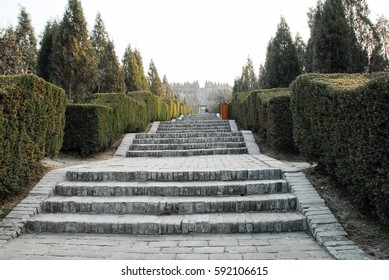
[63,92,192,156]
[0,74,66,196]
[230,88,295,153]
[291,73,389,225]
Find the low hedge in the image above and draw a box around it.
[0,74,66,196]
[230,88,295,153]
[291,73,389,225]
[63,92,192,156]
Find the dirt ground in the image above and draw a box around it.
[257,136,389,260]
[1,128,388,259]
[304,168,389,260]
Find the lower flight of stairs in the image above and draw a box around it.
[25,114,306,235]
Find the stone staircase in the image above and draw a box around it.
[127,114,248,157]
[25,114,306,235]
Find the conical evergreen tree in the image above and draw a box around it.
[122,44,143,92]
[147,60,163,96]
[15,7,37,74]
[308,0,363,73]
[133,49,149,91]
[294,33,307,74]
[37,20,58,81]
[91,13,124,93]
[50,0,97,102]
[233,57,257,93]
[0,27,21,75]
[162,75,174,99]
[261,17,300,88]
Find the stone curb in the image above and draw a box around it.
[149,121,160,133]
[113,133,136,158]
[241,131,261,155]
[260,159,373,260]
[0,169,68,246]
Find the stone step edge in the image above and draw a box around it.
[25,212,306,234]
[55,179,289,196]
[135,132,243,138]
[128,142,246,151]
[42,194,297,214]
[133,136,245,143]
[65,169,282,182]
[126,148,248,157]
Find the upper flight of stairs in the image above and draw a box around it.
[25,114,306,235]
[127,114,248,157]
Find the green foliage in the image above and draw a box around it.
[147,60,163,96]
[91,13,125,93]
[291,73,389,225]
[230,88,295,153]
[50,0,97,103]
[233,57,258,93]
[63,94,146,156]
[37,20,58,81]
[15,7,37,74]
[122,45,149,93]
[0,7,37,75]
[259,17,301,89]
[63,92,192,156]
[133,49,149,91]
[306,0,368,73]
[0,74,66,197]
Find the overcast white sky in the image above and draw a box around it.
[1,0,388,85]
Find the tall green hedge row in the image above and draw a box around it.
[62,92,192,156]
[230,88,295,153]
[291,73,389,225]
[0,74,66,196]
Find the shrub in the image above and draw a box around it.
[63,92,193,156]
[0,74,66,196]
[62,104,113,156]
[230,88,295,153]
[291,73,389,225]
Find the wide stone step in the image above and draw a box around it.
[156,128,232,133]
[136,132,242,139]
[26,212,306,234]
[66,168,283,182]
[55,179,289,197]
[158,122,230,127]
[128,142,246,151]
[126,148,247,157]
[132,136,245,144]
[42,194,297,215]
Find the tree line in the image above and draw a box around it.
[0,0,174,103]
[233,0,389,93]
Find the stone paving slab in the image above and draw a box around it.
[0,232,333,260]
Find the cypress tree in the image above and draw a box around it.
[122,44,143,92]
[261,17,300,88]
[50,0,97,103]
[133,49,149,91]
[308,0,367,73]
[162,75,174,99]
[0,7,37,75]
[91,13,124,93]
[233,57,257,93]
[37,20,58,81]
[147,59,163,96]
[15,7,37,74]
[0,27,20,75]
[294,33,307,74]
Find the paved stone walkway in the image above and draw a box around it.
[0,232,331,260]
